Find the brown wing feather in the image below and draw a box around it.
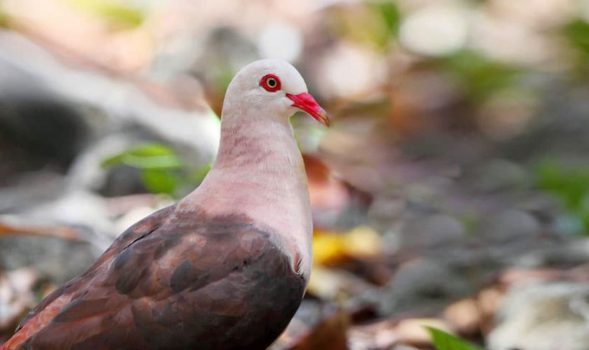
[6,205,176,348]
[7,208,305,350]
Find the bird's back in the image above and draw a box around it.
[4,206,305,350]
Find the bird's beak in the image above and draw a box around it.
[286,93,330,127]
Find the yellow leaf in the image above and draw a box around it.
[313,226,381,266]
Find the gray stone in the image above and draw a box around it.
[479,209,541,244]
[0,235,97,284]
[489,282,589,350]
[377,258,473,315]
[400,213,466,250]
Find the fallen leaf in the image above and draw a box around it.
[313,226,381,266]
[443,298,482,336]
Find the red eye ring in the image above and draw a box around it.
[259,74,281,92]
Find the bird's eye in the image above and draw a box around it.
[260,74,281,92]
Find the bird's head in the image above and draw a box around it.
[223,59,329,126]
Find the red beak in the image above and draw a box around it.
[286,93,330,127]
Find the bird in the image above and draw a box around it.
[1,59,329,350]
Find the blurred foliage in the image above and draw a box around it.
[438,50,520,102]
[427,327,483,350]
[369,1,401,37]
[65,0,146,29]
[0,4,9,29]
[102,143,209,197]
[563,18,589,71]
[536,160,589,235]
[328,1,400,51]
[102,143,183,170]
[140,168,182,196]
[564,19,589,54]
[212,64,238,102]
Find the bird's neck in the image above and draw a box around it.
[214,116,302,172]
[181,112,313,280]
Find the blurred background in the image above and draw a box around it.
[1,0,589,349]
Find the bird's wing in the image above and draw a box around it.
[11,210,305,350]
[8,205,175,345]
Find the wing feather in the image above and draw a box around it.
[8,209,305,350]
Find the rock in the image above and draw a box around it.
[376,258,474,316]
[0,235,96,284]
[0,96,90,176]
[479,209,541,244]
[0,31,219,170]
[0,172,66,213]
[511,239,589,269]
[488,282,589,350]
[368,195,407,227]
[400,213,466,250]
[24,190,114,243]
[0,31,221,208]
[473,159,528,192]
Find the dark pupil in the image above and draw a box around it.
[267,79,276,87]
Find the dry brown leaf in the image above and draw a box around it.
[443,298,482,335]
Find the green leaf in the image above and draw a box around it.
[369,0,401,36]
[563,19,589,55]
[327,1,401,51]
[536,160,589,235]
[140,169,180,196]
[101,143,211,197]
[561,18,589,73]
[427,327,483,350]
[102,143,183,170]
[536,161,589,209]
